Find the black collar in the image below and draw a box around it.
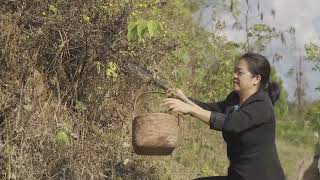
[234,89,270,108]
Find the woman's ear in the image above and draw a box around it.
[253,75,261,85]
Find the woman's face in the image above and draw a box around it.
[233,59,261,93]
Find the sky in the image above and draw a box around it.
[194,0,320,102]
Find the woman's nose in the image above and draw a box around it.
[233,72,238,78]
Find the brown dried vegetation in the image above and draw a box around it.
[0,0,174,179]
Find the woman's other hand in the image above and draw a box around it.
[166,88,190,104]
[161,95,211,126]
[160,98,193,114]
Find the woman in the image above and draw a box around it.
[161,53,285,180]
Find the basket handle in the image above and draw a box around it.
[132,91,182,126]
[133,91,166,119]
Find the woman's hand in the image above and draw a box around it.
[162,88,212,125]
[161,97,211,125]
[161,98,193,114]
[166,88,191,104]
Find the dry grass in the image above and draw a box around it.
[0,0,171,179]
[276,139,314,180]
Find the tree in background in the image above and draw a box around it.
[304,101,320,141]
[305,42,320,93]
[270,68,289,117]
[304,43,320,137]
[228,0,288,54]
[226,0,290,117]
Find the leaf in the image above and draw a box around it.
[305,43,320,61]
[127,21,138,41]
[137,21,148,42]
[128,20,161,43]
[106,62,119,81]
[56,131,70,145]
[96,61,101,74]
[49,4,58,15]
[147,20,159,37]
[82,15,91,24]
[253,24,266,31]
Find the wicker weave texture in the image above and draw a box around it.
[132,113,178,155]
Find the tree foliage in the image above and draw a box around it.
[305,101,320,136]
[270,68,289,117]
[305,42,320,91]
[305,43,320,62]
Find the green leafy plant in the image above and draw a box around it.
[96,61,101,74]
[253,24,270,32]
[82,14,91,24]
[106,62,119,81]
[56,131,70,145]
[305,101,320,135]
[270,68,289,117]
[48,4,58,15]
[305,43,320,61]
[127,20,162,42]
[276,119,316,145]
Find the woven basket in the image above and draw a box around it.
[132,113,178,155]
[132,91,179,155]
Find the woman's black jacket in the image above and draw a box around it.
[189,89,285,180]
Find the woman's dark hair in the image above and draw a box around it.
[240,53,280,105]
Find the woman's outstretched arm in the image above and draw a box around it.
[161,98,212,126]
[161,98,226,130]
[162,89,238,130]
[167,88,231,113]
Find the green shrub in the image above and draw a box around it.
[304,101,320,135]
[276,117,317,146]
